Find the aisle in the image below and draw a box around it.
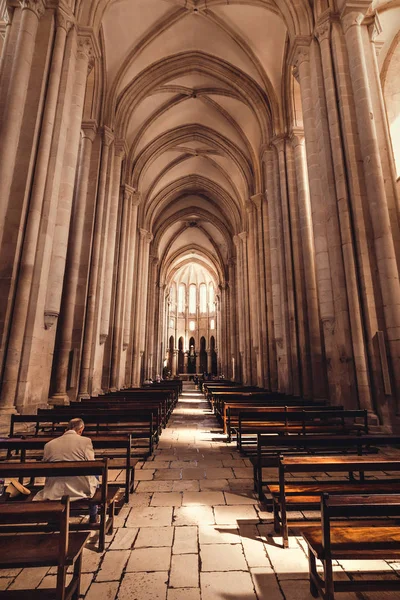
[2,383,397,599]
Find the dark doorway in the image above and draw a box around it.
[178,337,184,373]
[210,335,217,375]
[200,336,207,373]
[167,335,174,376]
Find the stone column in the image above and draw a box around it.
[78,127,114,398]
[316,16,373,411]
[232,238,245,382]
[132,229,152,386]
[0,0,45,250]
[45,28,93,326]
[50,120,97,403]
[246,200,263,385]
[172,349,178,377]
[290,130,326,398]
[265,147,288,391]
[0,6,13,82]
[341,6,400,401]
[123,188,140,385]
[273,136,299,394]
[100,141,125,343]
[292,38,356,405]
[109,176,132,391]
[0,10,76,413]
[239,231,252,384]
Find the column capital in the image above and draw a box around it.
[250,193,263,209]
[114,139,127,159]
[289,128,305,147]
[314,17,331,43]
[271,135,286,153]
[123,183,135,202]
[261,146,274,164]
[20,0,45,18]
[140,228,153,243]
[340,2,370,33]
[56,5,74,31]
[232,234,240,248]
[77,26,101,59]
[245,200,255,214]
[81,119,97,142]
[238,231,248,242]
[102,126,114,147]
[288,36,312,69]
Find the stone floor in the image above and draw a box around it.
[2,383,400,599]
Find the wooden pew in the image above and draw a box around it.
[270,454,400,548]
[0,435,135,504]
[303,493,400,600]
[252,433,400,500]
[0,459,117,551]
[224,403,336,442]
[0,497,89,600]
[237,409,368,454]
[11,410,157,457]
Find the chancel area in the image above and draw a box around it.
[1,0,400,598]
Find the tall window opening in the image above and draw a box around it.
[189,284,196,314]
[200,284,207,313]
[178,284,185,313]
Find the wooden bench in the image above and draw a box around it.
[0,459,117,551]
[224,404,339,443]
[0,435,135,504]
[237,409,368,454]
[0,496,89,600]
[270,454,400,548]
[303,493,400,600]
[252,433,400,500]
[11,411,157,457]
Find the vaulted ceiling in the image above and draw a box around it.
[81,0,314,286]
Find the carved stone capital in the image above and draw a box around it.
[250,193,263,209]
[341,3,370,34]
[77,34,94,63]
[289,36,312,69]
[124,184,135,203]
[81,119,97,142]
[44,310,59,330]
[132,191,141,206]
[140,228,153,243]
[102,126,114,147]
[56,6,73,31]
[20,0,45,18]
[114,139,127,160]
[238,231,248,243]
[315,18,331,43]
[289,128,305,147]
[271,135,286,153]
[232,235,240,249]
[99,333,108,345]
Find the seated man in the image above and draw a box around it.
[33,418,98,522]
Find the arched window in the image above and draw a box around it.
[209,284,215,313]
[189,284,196,314]
[189,320,196,331]
[178,284,185,313]
[210,318,215,330]
[200,284,207,313]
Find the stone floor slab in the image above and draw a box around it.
[119,572,169,600]
[135,526,174,548]
[126,547,171,572]
[200,543,248,571]
[200,571,257,600]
